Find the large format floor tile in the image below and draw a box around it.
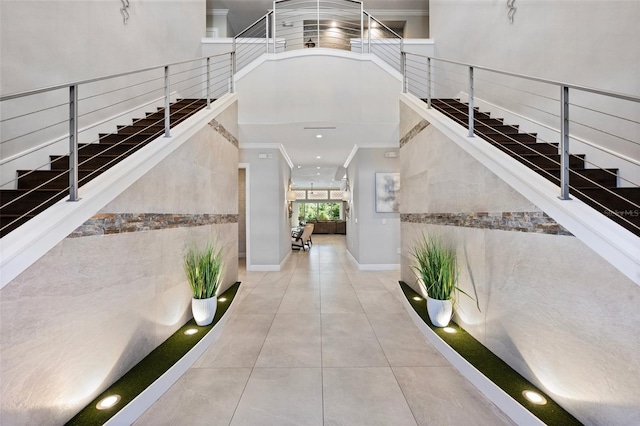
[323,367,417,426]
[393,366,515,426]
[134,368,251,426]
[137,235,511,425]
[230,368,323,426]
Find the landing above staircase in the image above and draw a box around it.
[427,98,640,237]
[0,99,208,237]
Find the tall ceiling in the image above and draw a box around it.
[212,1,429,35]
[215,0,429,187]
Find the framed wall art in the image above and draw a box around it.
[375,172,400,213]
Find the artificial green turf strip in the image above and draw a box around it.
[400,281,582,426]
[65,282,240,426]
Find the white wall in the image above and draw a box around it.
[0,102,239,425]
[399,98,640,426]
[0,0,208,187]
[429,0,640,185]
[346,148,400,268]
[239,147,292,269]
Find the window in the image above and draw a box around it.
[298,202,341,220]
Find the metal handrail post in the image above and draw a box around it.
[367,14,371,53]
[317,0,320,48]
[230,51,237,93]
[68,84,79,201]
[266,13,270,53]
[164,66,170,137]
[559,85,571,200]
[206,57,211,109]
[468,66,475,138]
[401,52,407,93]
[426,57,432,108]
[272,8,276,53]
[360,4,364,53]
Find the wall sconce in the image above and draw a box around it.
[286,180,296,218]
[343,179,351,220]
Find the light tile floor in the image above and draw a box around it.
[135,235,514,426]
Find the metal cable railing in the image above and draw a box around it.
[0,52,234,236]
[402,53,640,234]
[232,1,403,74]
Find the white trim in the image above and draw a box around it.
[401,94,640,286]
[345,249,399,271]
[401,296,545,426]
[238,143,294,169]
[279,145,294,169]
[343,144,359,168]
[0,94,239,289]
[207,9,228,16]
[104,298,237,426]
[403,39,435,45]
[239,163,251,270]
[234,49,403,86]
[0,92,177,167]
[368,9,429,17]
[201,37,233,44]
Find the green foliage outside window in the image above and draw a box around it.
[299,202,341,220]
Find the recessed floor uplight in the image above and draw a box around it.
[96,394,121,410]
[443,327,457,334]
[316,134,323,138]
[522,390,547,405]
[184,328,198,335]
[412,296,422,301]
[218,297,227,302]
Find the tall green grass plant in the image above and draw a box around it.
[411,233,472,301]
[184,242,224,299]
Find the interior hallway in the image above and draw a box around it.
[135,235,513,425]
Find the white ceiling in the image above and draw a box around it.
[222,0,428,187]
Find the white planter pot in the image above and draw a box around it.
[426,296,453,327]
[192,296,217,326]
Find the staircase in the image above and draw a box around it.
[0,99,208,237]
[428,98,640,237]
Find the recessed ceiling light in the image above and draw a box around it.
[317,166,320,169]
[317,173,320,175]
[331,21,337,28]
[184,328,198,335]
[316,134,323,138]
[96,395,121,410]
[522,390,547,405]
[316,156,321,159]
[297,165,301,169]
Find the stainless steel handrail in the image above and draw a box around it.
[403,52,640,234]
[0,52,233,102]
[403,53,640,104]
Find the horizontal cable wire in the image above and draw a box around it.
[78,75,165,102]
[569,102,640,125]
[0,101,68,123]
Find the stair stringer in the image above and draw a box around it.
[0,93,239,289]
[401,93,640,286]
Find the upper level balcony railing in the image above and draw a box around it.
[233,0,403,73]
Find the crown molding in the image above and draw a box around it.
[239,143,294,169]
[207,9,229,16]
[367,9,429,17]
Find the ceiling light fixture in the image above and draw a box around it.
[316,156,321,159]
[316,134,323,139]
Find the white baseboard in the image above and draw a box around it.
[247,250,291,272]
[346,249,399,271]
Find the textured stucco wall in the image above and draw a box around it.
[0,103,239,425]
[399,100,640,426]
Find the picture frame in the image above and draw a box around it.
[375,172,400,213]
